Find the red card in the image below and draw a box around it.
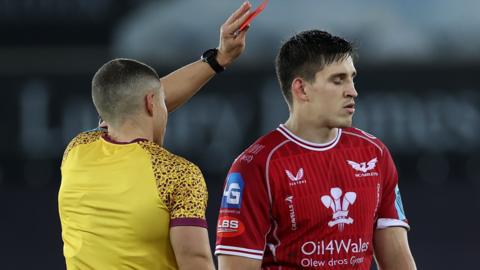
[238,0,269,32]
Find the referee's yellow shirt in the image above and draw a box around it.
[59,130,208,270]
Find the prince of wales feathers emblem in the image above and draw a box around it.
[321,187,357,231]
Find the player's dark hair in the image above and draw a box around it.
[92,58,161,125]
[275,30,355,105]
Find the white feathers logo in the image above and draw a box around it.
[321,187,357,231]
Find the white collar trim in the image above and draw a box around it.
[276,124,342,151]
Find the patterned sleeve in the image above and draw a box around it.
[376,146,410,230]
[168,161,208,228]
[61,130,103,164]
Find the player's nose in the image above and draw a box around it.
[344,85,358,98]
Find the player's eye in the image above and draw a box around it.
[333,79,343,85]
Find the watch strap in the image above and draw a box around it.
[201,48,225,73]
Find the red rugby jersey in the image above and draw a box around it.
[215,125,409,269]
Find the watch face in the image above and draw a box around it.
[203,49,217,59]
[201,48,224,73]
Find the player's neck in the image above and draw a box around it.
[107,119,152,143]
[284,116,338,144]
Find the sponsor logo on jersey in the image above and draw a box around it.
[300,238,369,268]
[219,208,240,214]
[373,183,381,218]
[221,173,244,209]
[237,144,265,163]
[321,187,357,231]
[217,216,245,237]
[394,184,406,220]
[346,157,379,177]
[238,154,254,163]
[285,168,307,186]
[301,238,369,256]
[247,144,265,155]
[285,196,298,231]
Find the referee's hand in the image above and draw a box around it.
[216,1,252,67]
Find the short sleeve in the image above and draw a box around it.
[168,163,208,228]
[61,130,104,165]
[376,147,410,230]
[215,158,271,260]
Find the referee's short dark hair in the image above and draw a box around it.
[92,58,161,127]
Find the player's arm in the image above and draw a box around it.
[218,255,261,270]
[215,158,270,270]
[161,1,252,112]
[374,146,416,270]
[373,227,416,270]
[171,226,215,270]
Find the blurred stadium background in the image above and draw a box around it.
[1,0,479,269]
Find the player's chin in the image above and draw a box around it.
[335,116,353,128]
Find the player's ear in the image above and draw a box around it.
[145,92,155,116]
[291,77,309,103]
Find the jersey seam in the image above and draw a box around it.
[264,139,289,264]
[343,131,384,156]
[62,131,104,163]
[138,142,171,212]
[265,140,290,206]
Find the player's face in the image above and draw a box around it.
[305,56,357,128]
[152,85,168,146]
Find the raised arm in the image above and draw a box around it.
[162,1,252,112]
[373,227,416,270]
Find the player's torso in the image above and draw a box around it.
[264,136,382,269]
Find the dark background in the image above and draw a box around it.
[1,0,479,269]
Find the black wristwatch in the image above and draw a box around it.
[201,48,225,74]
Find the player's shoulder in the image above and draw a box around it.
[62,128,105,161]
[341,127,388,153]
[233,129,287,168]
[138,141,202,176]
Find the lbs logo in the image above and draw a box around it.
[217,216,245,237]
[221,173,245,209]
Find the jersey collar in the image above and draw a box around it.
[276,124,342,151]
[102,134,148,145]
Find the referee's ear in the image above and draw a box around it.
[99,121,108,130]
[97,117,108,130]
[145,92,155,116]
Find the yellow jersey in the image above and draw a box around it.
[59,130,208,270]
